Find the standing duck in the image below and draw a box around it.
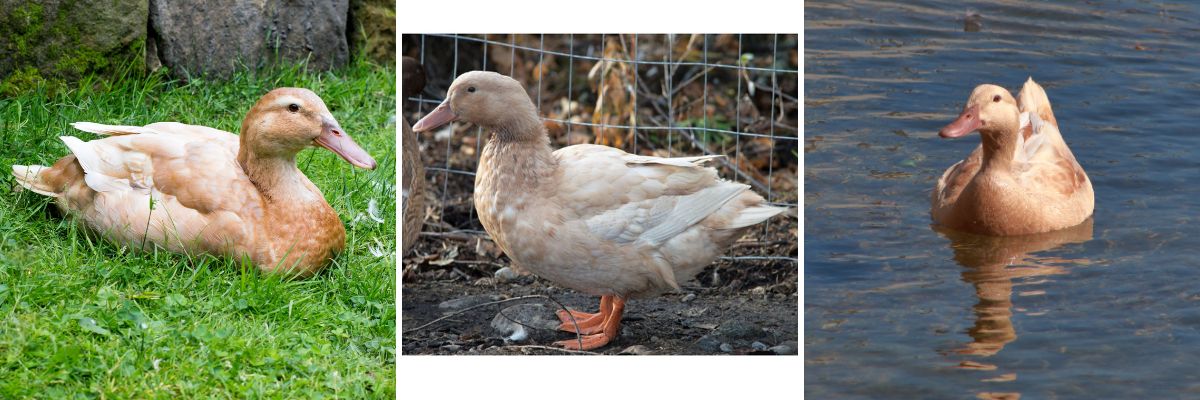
[11,88,377,278]
[932,78,1093,236]
[413,71,786,350]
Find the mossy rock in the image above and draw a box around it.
[348,0,395,65]
[0,0,148,96]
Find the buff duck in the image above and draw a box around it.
[932,77,1094,236]
[12,88,377,278]
[413,71,786,350]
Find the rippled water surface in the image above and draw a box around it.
[805,1,1200,398]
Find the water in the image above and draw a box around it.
[805,1,1200,398]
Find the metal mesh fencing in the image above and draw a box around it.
[403,34,798,263]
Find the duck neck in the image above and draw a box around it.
[238,151,321,205]
[479,114,558,189]
[979,127,1017,173]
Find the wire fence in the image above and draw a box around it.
[403,34,798,263]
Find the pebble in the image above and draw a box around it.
[751,341,769,351]
[619,345,653,355]
[489,303,560,343]
[719,343,734,353]
[750,286,767,296]
[769,340,798,355]
[441,344,462,352]
[494,267,520,282]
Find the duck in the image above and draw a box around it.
[412,71,786,350]
[401,56,427,256]
[932,77,1093,236]
[11,88,377,278]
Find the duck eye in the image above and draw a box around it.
[467,86,476,93]
[992,95,1001,103]
[288,104,300,113]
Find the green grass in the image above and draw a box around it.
[0,59,396,398]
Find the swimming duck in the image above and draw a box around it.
[412,71,786,350]
[932,78,1093,236]
[11,88,377,278]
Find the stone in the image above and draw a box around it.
[490,303,560,343]
[751,341,769,352]
[769,340,798,355]
[618,345,653,355]
[719,343,734,353]
[0,0,148,95]
[494,267,520,282]
[148,0,349,79]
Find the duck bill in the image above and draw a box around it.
[315,121,377,170]
[939,105,981,138]
[412,101,456,133]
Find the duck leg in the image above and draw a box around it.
[554,296,626,351]
[555,295,612,334]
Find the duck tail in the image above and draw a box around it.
[1018,77,1058,127]
[11,164,59,197]
[726,204,787,229]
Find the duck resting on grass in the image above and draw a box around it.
[12,88,377,278]
[413,71,786,350]
[932,77,1093,236]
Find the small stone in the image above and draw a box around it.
[769,340,798,355]
[750,286,767,296]
[751,341,769,351]
[490,303,559,343]
[719,343,734,353]
[441,344,461,352]
[494,267,520,282]
[619,345,653,355]
[694,334,722,353]
[681,293,697,303]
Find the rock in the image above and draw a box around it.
[751,341,769,352]
[440,344,461,352]
[348,0,394,65]
[494,267,520,282]
[681,293,697,303]
[148,0,349,79]
[769,340,798,355]
[693,334,722,353]
[489,303,559,343]
[719,343,733,353]
[437,294,499,311]
[0,0,148,95]
[618,345,653,355]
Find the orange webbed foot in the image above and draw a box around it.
[554,296,626,351]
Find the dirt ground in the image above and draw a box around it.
[400,220,798,356]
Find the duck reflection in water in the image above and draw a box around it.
[934,218,1093,357]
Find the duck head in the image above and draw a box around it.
[240,88,377,169]
[939,84,1020,140]
[412,71,539,137]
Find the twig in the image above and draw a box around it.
[501,345,598,355]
